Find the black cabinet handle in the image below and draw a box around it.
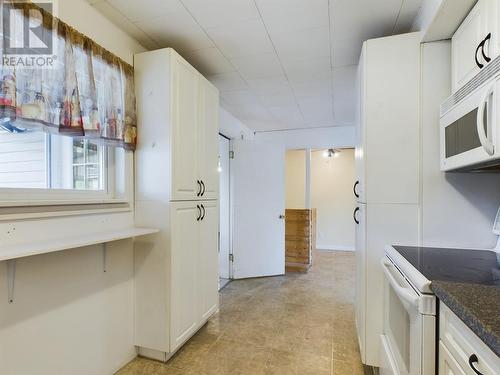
[201,180,206,196]
[469,354,484,375]
[196,205,201,221]
[197,180,201,197]
[476,33,492,69]
[354,181,360,198]
[353,207,360,225]
[200,204,206,220]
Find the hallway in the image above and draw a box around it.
[117,251,365,375]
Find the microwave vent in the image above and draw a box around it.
[441,55,500,117]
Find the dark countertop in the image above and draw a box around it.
[431,281,500,357]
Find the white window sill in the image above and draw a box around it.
[0,227,159,262]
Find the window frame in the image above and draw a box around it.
[0,133,133,209]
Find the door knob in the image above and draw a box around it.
[279,215,285,220]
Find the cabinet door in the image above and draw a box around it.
[171,55,200,201]
[354,203,366,363]
[170,201,200,351]
[198,201,219,321]
[197,78,220,200]
[452,0,489,91]
[439,342,466,375]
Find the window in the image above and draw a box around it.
[0,129,129,204]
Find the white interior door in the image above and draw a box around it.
[231,139,285,279]
[219,135,231,280]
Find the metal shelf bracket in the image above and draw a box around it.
[6,259,16,303]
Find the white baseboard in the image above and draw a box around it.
[316,244,355,252]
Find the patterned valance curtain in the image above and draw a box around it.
[0,0,137,150]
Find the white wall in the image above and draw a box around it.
[420,41,500,249]
[0,1,146,374]
[232,126,356,275]
[311,149,355,251]
[219,107,255,141]
[285,150,306,209]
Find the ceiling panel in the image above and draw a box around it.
[255,0,329,33]
[134,10,214,53]
[230,53,284,80]
[208,72,248,92]
[271,26,330,61]
[205,18,274,58]
[184,47,235,76]
[282,56,332,84]
[90,0,422,132]
[181,0,261,29]
[107,0,185,23]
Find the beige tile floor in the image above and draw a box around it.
[117,251,366,375]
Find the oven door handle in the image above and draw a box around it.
[381,259,419,309]
[476,82,495,156]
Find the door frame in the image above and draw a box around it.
[219,133,233,281]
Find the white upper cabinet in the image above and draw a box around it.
[171,55,200,201]
[452,0,498,92]
[197,78,220,201]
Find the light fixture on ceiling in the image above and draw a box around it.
[323,148,340,158]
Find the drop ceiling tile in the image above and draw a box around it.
[208,72,248,92]
[333,65,357,90]
[271,26,330,60]
[283,56,332,83]
[258,89,297,108]
[268,104,305,127]
[393,0,422,34]
[332,38,363,67]
[330,0,402,42]
[108,0,185,23]
[181,0,260,29]
[184,47,235,76]
[134,10,214,52]
[205,18,274,58]
[297,95,334,127]
[90,1,159,49]
[256,0,329,33]
[246,76,291,96]
[230,53,284,80]
[333,94,356,125]
[291,79,333,98]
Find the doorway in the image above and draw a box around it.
[218,134,231,289]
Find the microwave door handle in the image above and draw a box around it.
[477,83,495,156]
[381,259,419,309]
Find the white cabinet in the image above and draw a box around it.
[439,303,500,375]
[452,0,498,91]
[197,79,220,200]
[198,201,219,321]
[171,56,200,201]
[354,32,421,367]
[134,48,220,360]
[135,49,220,202]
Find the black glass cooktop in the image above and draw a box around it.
[393,246,500,286]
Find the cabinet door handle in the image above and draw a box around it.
[200,204,206,220]
[353,207,360,225]
[476,33,492,69]
[469,354,484,375]
[197,180,201,197]
[353,181,360,198]
[201,180,205,196]
[196,205,201,221]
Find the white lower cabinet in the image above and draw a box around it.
[439,303,500,375]
[134,200,219,358]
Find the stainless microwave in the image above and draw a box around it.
[440,77,500,172]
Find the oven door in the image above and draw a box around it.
[440,79,499,172]
[380,258,427,375]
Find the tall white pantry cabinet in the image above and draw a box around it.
[133,48,220,360]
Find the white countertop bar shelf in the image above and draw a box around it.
[0,227,159,262]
